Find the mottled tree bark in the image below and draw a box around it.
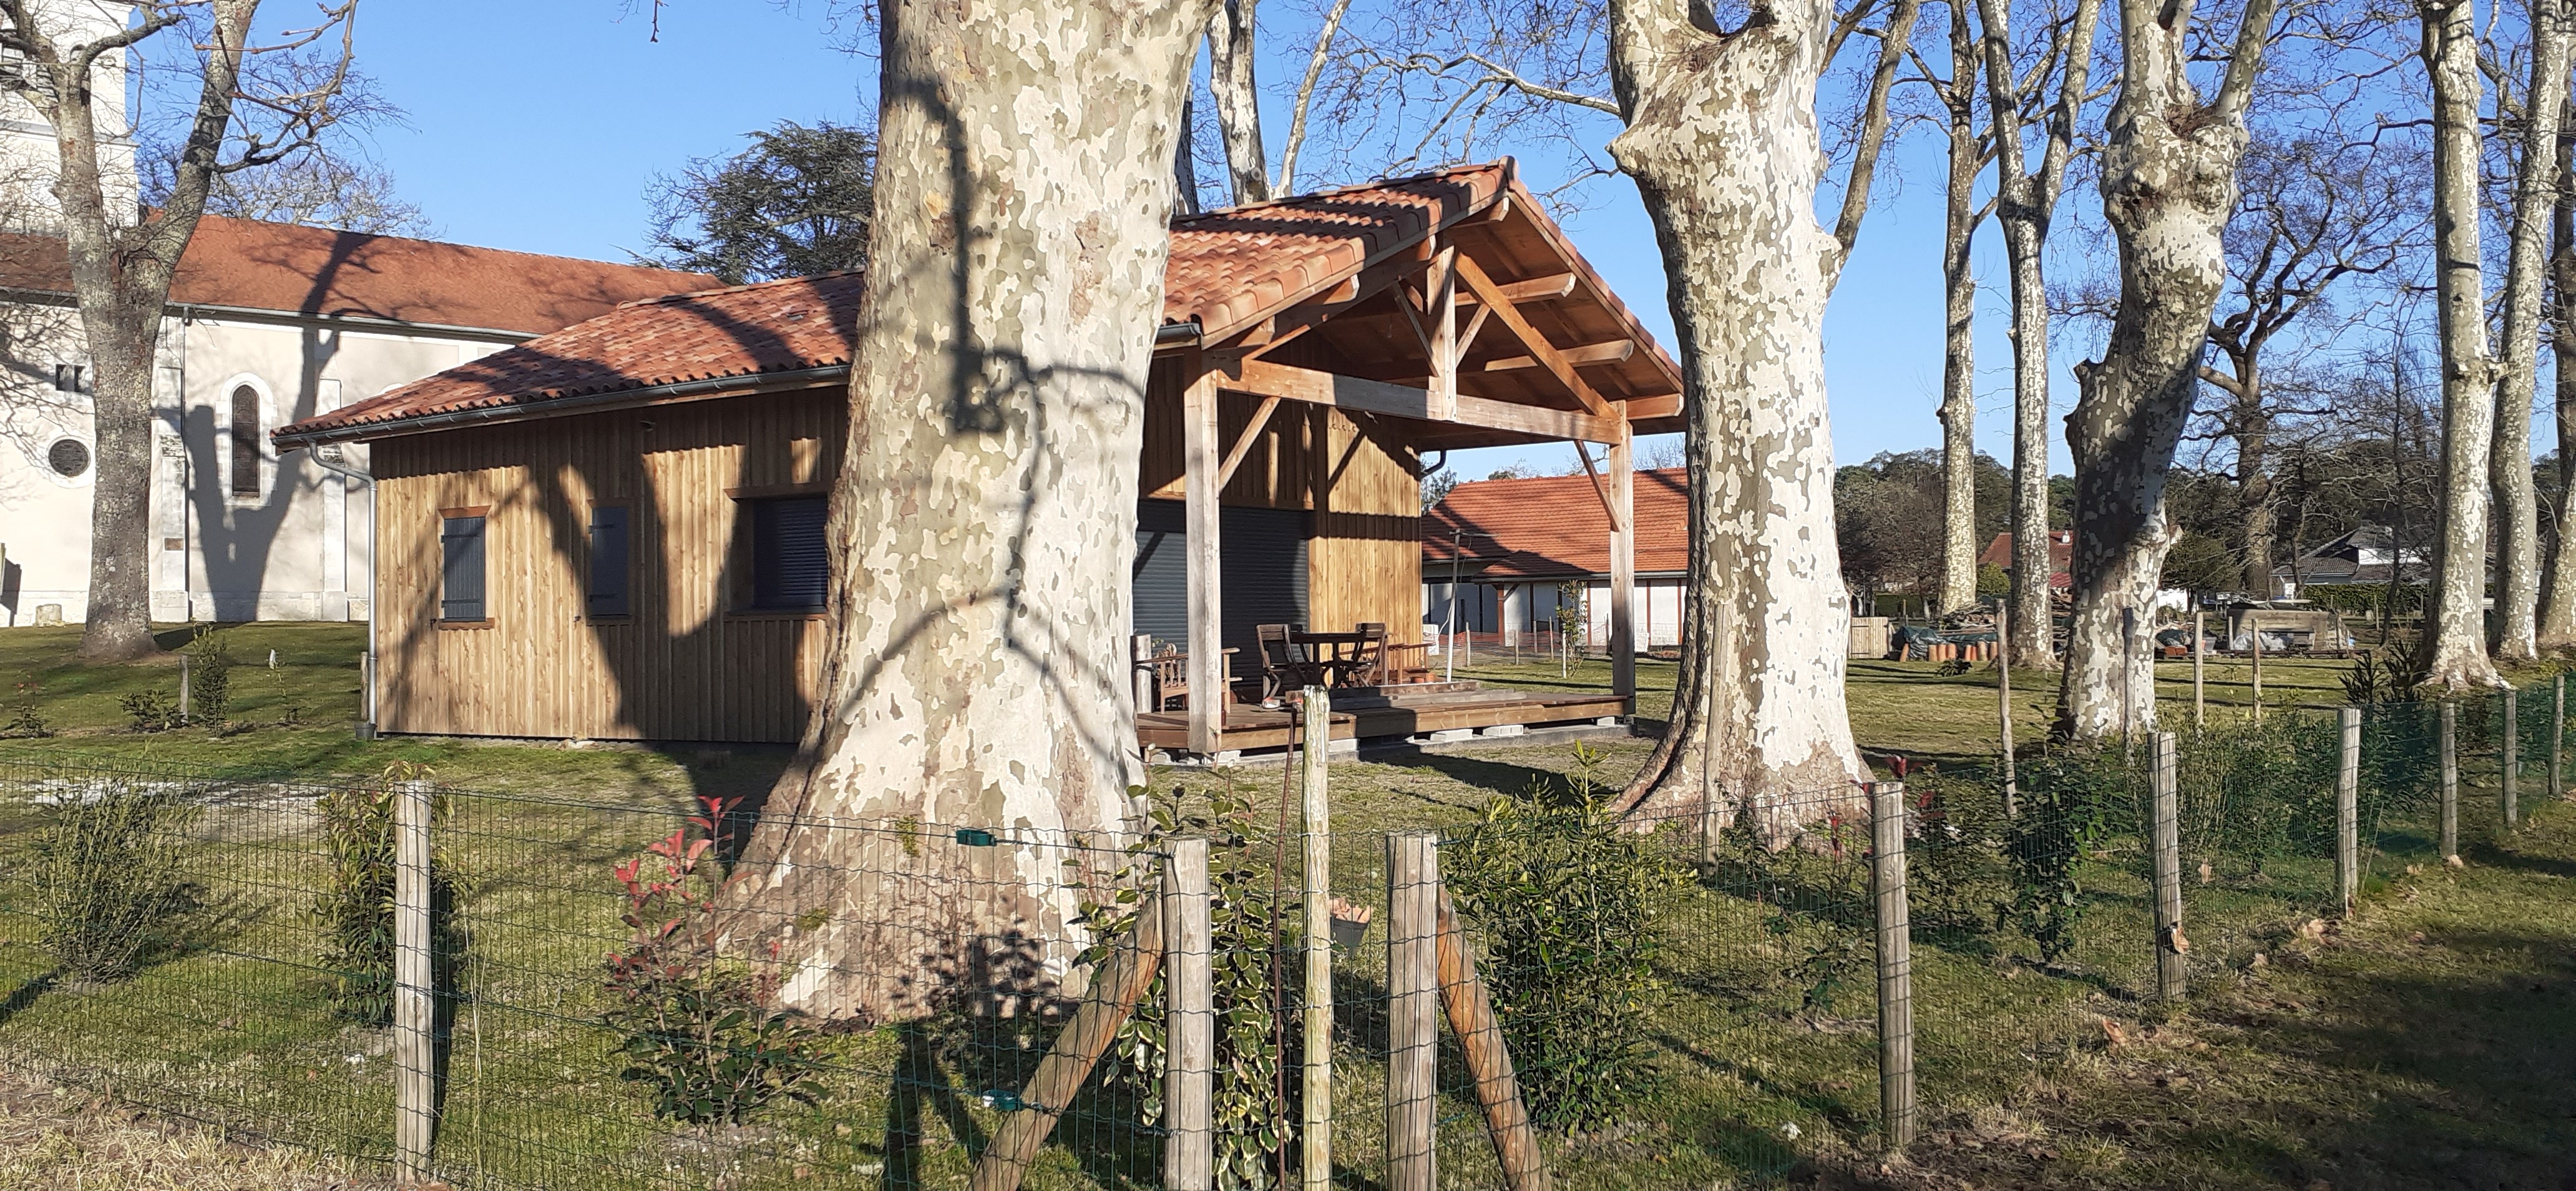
[2539,102,2576,649]
[1204,0,1271,203]
[2417,0,2505,690]
[1978,0,2102,669]
[726,0,1214,1020]
[1603,0,1868,830]
[2487,0,2572,664]
[1937,0,1984,614]
[2202,354,2273,594]
[0,0,268,660]
[2056,0,2276,739]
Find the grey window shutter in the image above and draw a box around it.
[752,497,829,609]
[588,506,631,617]
[442,516,486,622]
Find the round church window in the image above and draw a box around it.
[47,437,90,478]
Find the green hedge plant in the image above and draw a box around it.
[32,781,203,983]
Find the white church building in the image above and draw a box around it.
[0,6,712,625]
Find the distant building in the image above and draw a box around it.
[2270,526,2432,599]
[1978,529,2073,590]
[1422,468,1689,649]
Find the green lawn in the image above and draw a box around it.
[0,624,2572,1189]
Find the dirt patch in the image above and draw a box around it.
[0,1066,382,1190]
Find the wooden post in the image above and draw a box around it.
[1608,423,1635,703]
[2249,622,2263,722]
[1165,837,1213,1191]
[1131,634,1157,718]
[2337,707,2361,911]
[970,895,1168,1191]
[1869,781,1915,1152]
[1300,689,1334,1191]
[2149,732,2186,1001]
[1182,370,1226,756]
[2502,687,2520,828]
[2191,610,2205,729]
[1434,888,1549,1191]
[178,654,191,723]
[1387,832,1440,1191]
[2554,676,2566,801]
[394,778,434,1184]
[2440,701,2459,861]
[1998,603,2017,817]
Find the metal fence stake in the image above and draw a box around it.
[2503,689,2520,828]
[1299,689,1334,1191]
[1387,831,1440,1191]
[1870,780,1915,1152]
[2441,702,2459,862]
[394,778,434,1184]
[2338,708,2361,911]
[1164,837,1212,1191]
[2149,733,2186,1001]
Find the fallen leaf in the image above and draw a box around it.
[2409,931,2426,944]
[2446,854,2467,869]
[2249,952,2268,969]
[2101,1019,2129,1049]
[2198,861,2213,884]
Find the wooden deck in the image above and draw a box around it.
[1136,685,1630,753]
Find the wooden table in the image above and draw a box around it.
[1292,630,1380,687]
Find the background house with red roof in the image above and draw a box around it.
[1424,468,1690,650]
[1978,529,2074,590]
[0,215,711,625]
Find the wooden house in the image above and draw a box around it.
[272,162,1685,754]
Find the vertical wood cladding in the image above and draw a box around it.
[373,390,842,743]
[374,360,1418,743]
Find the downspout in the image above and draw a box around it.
[296,443,378,738]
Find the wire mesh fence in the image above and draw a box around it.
[0,676,2565,1189]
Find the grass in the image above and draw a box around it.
[0,624,2571,1188]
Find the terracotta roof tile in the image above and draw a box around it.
[0,215,714,335]
[1425,469,1690,579]
[1163,164,1505,340]
[1978,531,2073,588]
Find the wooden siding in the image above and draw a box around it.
[1141,357,1425,643]
[374,390,843,743]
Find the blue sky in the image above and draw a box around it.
[354,0,2086,477]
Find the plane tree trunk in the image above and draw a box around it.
[1937,0,1984,614]
[1204,0,1271,203]
[2056,0,2277,739]
[723,0,1214,1021]
[2538,98,2576,650]
[1603,0,1870,830]
[2417,0,2505,690]
[2487,0,2572,664]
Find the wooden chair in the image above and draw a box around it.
[1346,622,1391,686]
[1258,623,1328,700]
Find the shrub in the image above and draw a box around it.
[120,690,182,733]
[1442,755,1687,1132]
[310,763,461,1023]
[185,628,234,725]
[1080,783,1296,1189]
[2002,747,2133,965]
[603,795,822,1125]
[3,675,48,738]
[31,782,203,983]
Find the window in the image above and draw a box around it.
[748,496,829,610]
[441,515,487,622]
[588,504,631,619]
[230,385,261,496]
[51,363,87,394]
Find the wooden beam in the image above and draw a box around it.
[1223,255,1432,354]
[1429,247,1458,421]
[1453,253,1617,419]
[1214,358,1627,443]
[1183,369,1226,755]
[1609,423,1635,699]
[1215,394,1282,490]
[1456,273,1573,304]
[1573,442,1620,531]
[1485,341,1634,371]
[1620,393,1681,421]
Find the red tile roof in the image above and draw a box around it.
[0,215,714,335]
[1424,469,1689,579]
[278,162,1674,446]
[1979,531,2073,589]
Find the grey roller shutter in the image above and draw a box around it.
[441,516,485,622]
[1129,499,1309,659]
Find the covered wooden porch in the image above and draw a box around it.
[1142,161,1683,757]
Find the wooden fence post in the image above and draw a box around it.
[1870,780,1915,1153]
[178,654,191,723]
[2250,626,2263,722]
[2502,688,2520,828]
[1387,832,1440,1191]
[2337,708,2360,912]
[2149,733,2185,1001]
[1998,604,2017,817]
[1130,634,1156,718]
[969,888,1167,1191]
[2553,676,2565,801]
[2192,610,2205,730]
[394,778,434,1184]
[1300,689,1334,1191]
[1433,880,1549,1190]
[1164,837,1213,1191]
[2440,702,2459,862]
